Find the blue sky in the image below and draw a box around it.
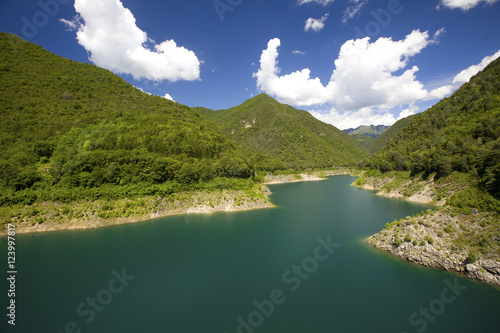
[1,0,499,129]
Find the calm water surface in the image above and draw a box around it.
[1,176,499,333]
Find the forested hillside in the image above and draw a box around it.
[365,57,500,200]
[197,94,369,169]
[365,115,419,154]
[0,32,277,206]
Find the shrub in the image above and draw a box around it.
[444,225,455,233]
[467,249,478,263]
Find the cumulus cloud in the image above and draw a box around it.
[437,0,499,10]
[66,0,200,82]
[305,14,329,32]
[163,93,175,102]
[252,30,460,129]
[253,38,332,106]
[292,50,306,55]
[342,0,368,23]
[297,0,334,5]
[397,104,419,120]
[453,50,500,84]
[253,30,450,109]
[310,104,419,130]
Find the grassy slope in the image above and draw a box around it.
[197,94,370,169]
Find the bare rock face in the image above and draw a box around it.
[367,210,500,287]
[465,261,500,286]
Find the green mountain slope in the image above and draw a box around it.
[367,57,500,199]
[197,94,370,169]
[348,134,375,147]
[0,32,265,205]
[365,115,419,154]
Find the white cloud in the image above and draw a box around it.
[309,104,419,131]
[292,50,306,55]
[310,107,398,130]
[437,0,499,10]
[432,28,447,43]
[342,0,368,23]
[163,93,175,102]
[59,17,80,31]
[253,30,450,109]
[397,104,419,120]
[297,0,334,5]
[428,85,454,99]
[305,14,329,32]
[253,38,332,106]
[68,0,200,82]
[453,50,500,84]
[253,30,459,130]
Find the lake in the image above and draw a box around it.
[1,176,499,333]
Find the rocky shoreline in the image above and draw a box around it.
[353,172,500,287]
[2,170,354,236]
[367,209,500,287]
[2,170,353,236]
[263,169,351,184]
[0,186,274,236]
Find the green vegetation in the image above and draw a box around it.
[0,32,278,208]
[196,94,370,169]
[363,57,500,210]
[348,134,375,147]
[467,249,478,263]
[365,115,418,154]
[0,180,270,230]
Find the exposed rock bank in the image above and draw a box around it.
[367,209,500,287]
[1,186,274,236]
[263,169,351,184]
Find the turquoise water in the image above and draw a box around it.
[1,176,499,332]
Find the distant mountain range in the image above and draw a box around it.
[342,125,389,149]
[364,116,418,154]
[343,125,389,138]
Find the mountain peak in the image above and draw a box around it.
[198,95,369,168]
